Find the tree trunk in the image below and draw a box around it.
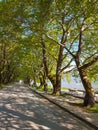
[33,75,37,87]
[43,72,48,92]
[39,76,43,87]
[52,74,61,95]
[24,76,30,86]
[52,45,64,95]
[41,38,56,93]
[79,68,95,107]
[48,74,56,94]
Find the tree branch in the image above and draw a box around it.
[61,58,73,73]
[83,51,98,64]
[47,51,57,61]
[76,30,82,60]
[62,67,76,74]
[46,34,65,47]
[65,47,75,58]
[80,56,98,70]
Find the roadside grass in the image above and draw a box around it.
[95,91,98,94]
[36,85,98,113]
[47,86,53,92]
[0,84,4,89]
[0,82,15,90]
[37,86,68,94]
[36,86,44,91]
[37,86,68,92]
[75,102,98,113]
[36,85,53,93]
[87,104,98,113]
[60,93,66,97]
[61,87,69,91]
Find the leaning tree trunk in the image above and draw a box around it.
[79,68,95,107]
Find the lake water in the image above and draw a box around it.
[48,77,98,91]
[61,77,98,91]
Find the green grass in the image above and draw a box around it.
[36,85,53,92]
[95,87,98,94]
[36,86,44,91]
[36,86,69,92]
[95,91,98,94]
[75,102,98,113]
[87,104,98,113]
[60,93,66,97]
[0,82,16,90]
[47,86,53,92]
[61,87,69,91]
[0,84,4,89]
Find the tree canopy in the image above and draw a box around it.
[0,0,98,106]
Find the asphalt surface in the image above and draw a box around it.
[0,83,95,130]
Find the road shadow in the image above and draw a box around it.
[0,84,93,130]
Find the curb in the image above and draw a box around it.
[29,88,98,130]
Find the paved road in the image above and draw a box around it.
[0,83,94,130]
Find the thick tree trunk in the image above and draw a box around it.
[42,72,48,92]
[39,76,43,87]
[79,68,95,107]
[52,45,64,95]
[48,74,56,94]
[43,82,48,92]
[41,39,56,93]
[52,75,61,95]
[24,76,30,86]
[41,36,63,95]
[66,29,96,107]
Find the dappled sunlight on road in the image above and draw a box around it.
[0,84,94,130]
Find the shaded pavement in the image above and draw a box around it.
[0,83,95,130]
[33,90,98,129]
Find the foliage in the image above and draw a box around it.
[0,0,98,99]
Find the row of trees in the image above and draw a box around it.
[0,0,98,107]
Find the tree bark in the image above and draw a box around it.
[52,75,61,95]
[41,38,56,93]
[65,27,96,107]
[78,68,95,107]
[52,45,64,95]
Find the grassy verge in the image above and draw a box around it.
[61,87,69,91]
[0,84,5,89]
[36,86,68,92]
[36,85,53,93]
[0,82,14,90]
[75,102,98,113]
[87,104,98,113]
[36,85,98,113]
[59,93,66,97]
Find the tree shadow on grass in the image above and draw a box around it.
[67,101,98,113]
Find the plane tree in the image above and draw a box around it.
[41,0,98,106]
[1,0,98,107]
[0,1,21,84]
[64,0,98,107]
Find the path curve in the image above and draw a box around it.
[0,83,94,130]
